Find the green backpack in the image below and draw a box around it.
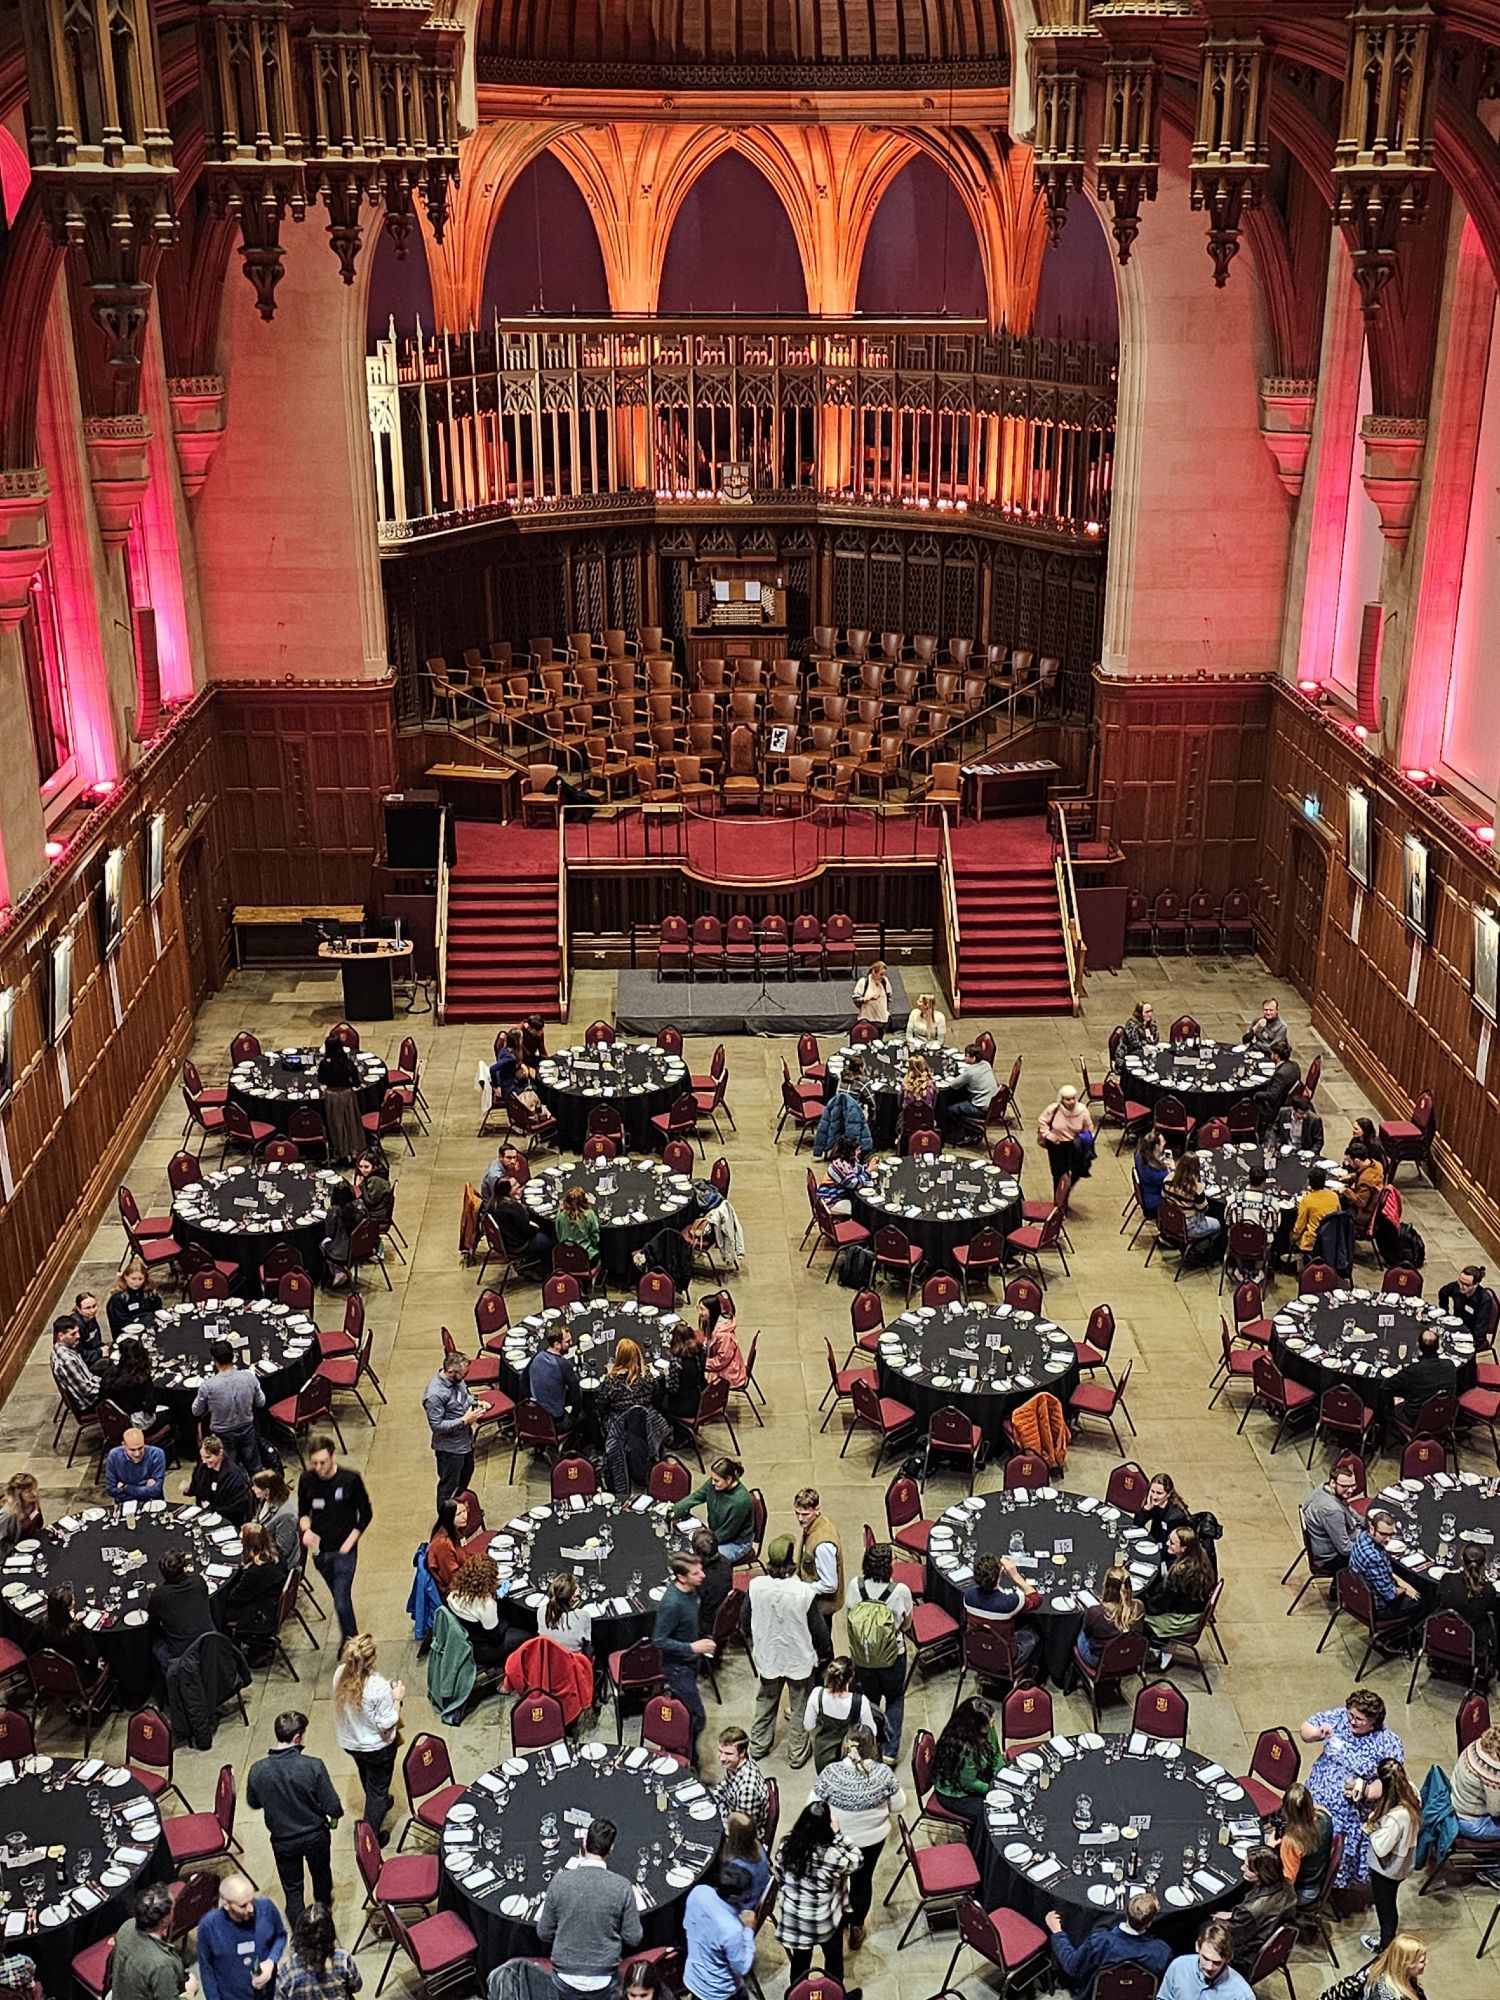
[846,1581,900,1669]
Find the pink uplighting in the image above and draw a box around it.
[1405,768,1430,783]
[90,779,116,797]
[1298,679,1318,694]
[1354,725,1368,741]
[44,839,65,860]
[1476,826,1496,846]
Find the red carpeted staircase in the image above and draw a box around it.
[951,820,1075,1016]
[443,825,561,1023]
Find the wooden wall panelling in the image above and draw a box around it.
[215,681,398,907]
[1093,673,1274,901]
[0,698,227,1396]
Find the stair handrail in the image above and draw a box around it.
[557,804,570,1019]
[1050,800,1086,1015]
[939,806,962,1020]
[435,802,450,1024]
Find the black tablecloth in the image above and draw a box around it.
[523,1160,698,1283]
[1197,1142,1348,1258]
[439,1747,720,1970]
[487,1494,680,1662]
[227,1047,387,1132]
[1118,1041,1277,1123]
[982,1735,1253,1948]
[823,1043,964,1150]
[1367,1470,1500,1579]
[171,1164,341,1285]
[535,1046,690,1153]
[109,1300,317,1442]
[0,1504,240,1702]
[924,1489,1138,1684]
[0,1763,168,1987]
[875,1302,1078,1454]
[496,1300,683,1407]
[1270,1292,1476,1409]
[850,1156,1021,1272]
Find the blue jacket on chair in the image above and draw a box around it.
[813,1091,873,1161]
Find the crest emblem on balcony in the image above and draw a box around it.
[718,462,753,505]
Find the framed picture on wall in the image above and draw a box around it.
[100,845,125,956]
[1475,908,1500,1023]
[0,987,13,1110]
[1402,834,1430,939]
[1347,786,1371,889]
[48,932,73,1044]
[146,812,166,906]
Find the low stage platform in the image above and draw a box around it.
[615,968,910,1038]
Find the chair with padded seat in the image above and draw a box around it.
[1235,1354,1315,1454]
[1071,1626,1149,1728]
[1237,1728,1300,1816]
[397,1733,467,1851]
[1316,1567,1416,1680]
[939,1896,1051,1998]
[883,1815,982,1945]
[841,1377,918,1477]
[351,1816,439,1973]
[1067,1361,1136,1451]
[163,1764,245,1873]
[1379,1091,1435,1184]
[1132,1677,1190,1742]
[380,1901,478,2000]
[922,1405,985,1494]
[28,1647,114,1753]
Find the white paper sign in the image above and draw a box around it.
[57,1039,71,1108]
[1351,888,1364,944]
[1406,938,1421,1006]
[0,1121,12,1203]
[106,960,123,1029]
[1479,1021,1491,1088]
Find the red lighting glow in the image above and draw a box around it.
[1298,679,1318,694]
[1405,768,1430,783]
[90,779,116,797]
[1354,725,1368,741]
[1477,826,1496,846]
[44,840,64,860]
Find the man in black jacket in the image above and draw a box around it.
[147,1549,216,1676]
[246,1710,342,1920]
[1390,1325,1458,1426]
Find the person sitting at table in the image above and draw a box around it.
[98,1337,158,1426]
[1227,1847,1296,1975]
[1291,1165,1341,1258]
[542,1571,595,1654]
[1438,1262,1497,1341]
[1436,1543,1498,1680]
[1076,1565,1146,1668]
[700,1293,748,1392]
[108,1259,164,1342]
[1037,1084,1094,1194]
[673,1456,756,1564]
[483,1176,553,1273]
[148,1547,217,1673]
[1044,1889,1173,1998]
[813,1065,874,1161]
[944,1043,997,1143]
[519,1015,548,1066]
[319,1181,359,1290]
[852,959,893,1028]
[555,1184,601,1268]
[691,1527,734,1636]
[1134,1128,1171,1222]
[661,1318,707,1423]
[353,1147,394,1237]
[1450,1722,1500,1839]
[1226,1163,1280,1239]
[1163,1152,1222,1246]
[488,1028,533,1103]
[0,1473,41,1554]
[596,1337,665,1464]
[898,1054,938,1127]
[446,1549,527,1669]
[817,1138,869,1215]
[39,1584,103,1677]
[721,1811,771,1911]
[317,1033,364,1164]
[1134,1472,1192,1548]
[50,1317,100,1413]
[182,1433,253,1525]
[68,1291,107,1370]
[423,1501,471,1597]
[1245,997,1291,1056]
[1301,1462,1362,1580]
[250,1469,301,1568]
[961,1551,1042,1670]
[1278,1782,1335,1901]
[930,1695,1002,1833]
[804,1658,879,1773]
[1389,1325,1458,1426]
[1116,1002,1159,1059]
[905,992,947,1048]
[1158,1920,1256,2000]
[1341,1140,1386,1236]
[528,1322,581,1439]
[1349,1514,1422,1630]
[106,1426,167,1505]
[214,1523,286,1650]
[1143,1525,1216,1661]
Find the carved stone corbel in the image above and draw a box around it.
[0,469,51,629]
[167,378,228,499]
[1258,379,1319,497]
[1359,413,1427,544]
[82,416,152,548]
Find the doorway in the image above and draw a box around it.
[1286,822,1329,1000]
[178,836,215,1009]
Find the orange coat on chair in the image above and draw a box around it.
[1007,1391,1070,1472]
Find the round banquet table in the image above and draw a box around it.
[226,1046,387,1133]
[171,1163,341,1287]
[522,1158,698,1284]
[439,1744,721,1968]
[106,1298,318,1443]
[0,1503,241,1703]
[849,1154,1021,1273]
[982,1732,1258,1947]
[1270,1290,1476,1411]
[923,1488,1145,1685]
[875,1302,1078,1456]
[496,1298,683,1409]
[0,1759,167,1988]
[534,1044,689,1154]
[1364,1469,1500,1590]
[823,1042,965,1150]
[1117,1040,1277,1123]
[1196,1142,1348,1258]
[484,1493,684,1662]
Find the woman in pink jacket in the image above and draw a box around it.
[1036,1083,1094,1196]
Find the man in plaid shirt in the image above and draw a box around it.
[714,1726,770,1834]
[50,1318,99,1410]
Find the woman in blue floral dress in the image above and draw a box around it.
[1300,1687,1405,1885]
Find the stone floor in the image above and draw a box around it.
[6,952,1497,1998]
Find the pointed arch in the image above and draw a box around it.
[481,151,610,316]
[657,148,808,312]
[857,154,988,318]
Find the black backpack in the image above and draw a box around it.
[838,1244,876,1290]
[1395,1222,1426,1270]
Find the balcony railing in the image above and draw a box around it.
[368,317,1116,543]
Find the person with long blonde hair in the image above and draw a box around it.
[904,992,946,1048]
[0,1473,41,1554]
[1277,1781,1334,1901]
[898,1054,937,1122]
[1361,1757,1422,1954]
[331,1634,404,1843]
[1362,1934,1428,2000]
[1076,1564,1143,1668]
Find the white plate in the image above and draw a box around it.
[448,1803,478,1822]
[689,1801,718,1821]
[579,1742,609,1762]
[1087,1884,1115,1907]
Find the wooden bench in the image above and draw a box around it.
[232,905,366,968]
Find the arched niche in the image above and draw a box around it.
[855,155,986,319]
[481,151,610,318]
[1031,198,1119,342]
[366,223,436,343]
[657,152,808,313]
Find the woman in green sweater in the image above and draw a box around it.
[672,1456,755,1563]
[555,1185,601,1266]
[932,1696,1002,1838]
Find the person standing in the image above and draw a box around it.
[528,1323,581,1439]
[106,1427,167,1504]
[112,1884,197,2000]
[852,960,893,1028]
[297,1436,373,1641]
[793,1487,843,1663]
[246,1710,343,1922]
[743,1535,821,1769]
[192,1343,266,1477]
[1361,1759,1421,1955]
[843,1543,912,1760]
[275,1904,361,2000]
[773,1801,862,1997]
[317,1034,365,1166]
[535,1818,642,2000]
[1036,1084,1095,1194]
[811,1726,904,1950]
[682,1866,757,2000]
[194,1876,286,2000]
[1300,1689,1406,1885]
[422,1352,487,1507]
[332,1634,403,1845]
[653,1553,716,1767]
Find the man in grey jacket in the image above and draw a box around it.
[422,1352,488,1507]
[535,1818,641,1998]
[192,1343,265,1476]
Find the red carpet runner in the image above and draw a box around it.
[949,819,1074,1016]
[444,824,561,1022]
